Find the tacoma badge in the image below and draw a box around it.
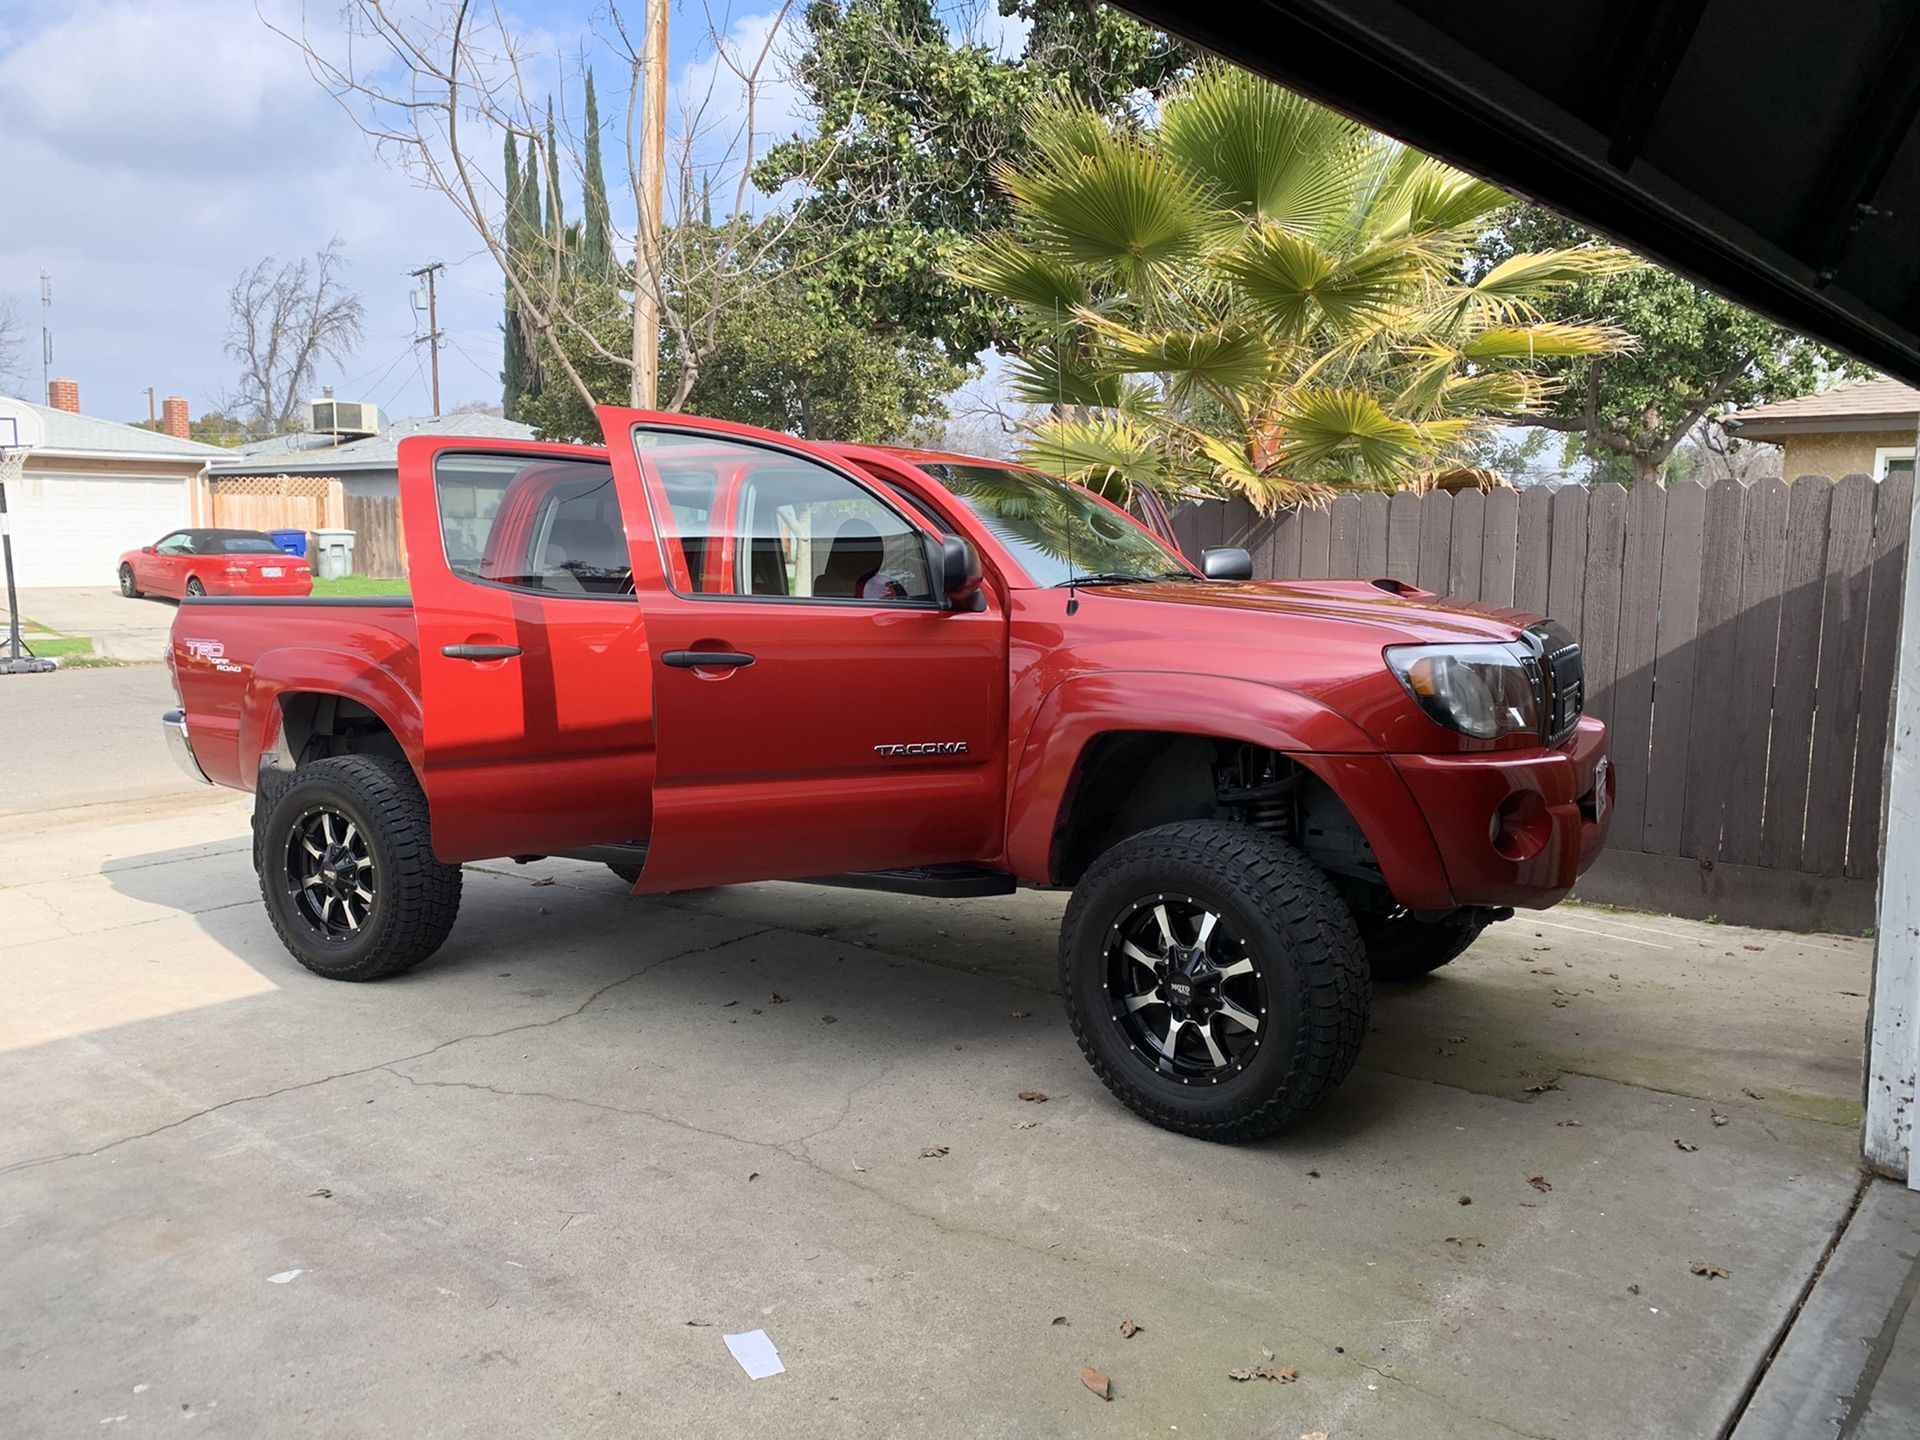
[873,741,969,757]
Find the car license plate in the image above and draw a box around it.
[1592,757,1610,822]
[262,566,283,577]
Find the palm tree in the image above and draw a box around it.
[952,66,1637,509]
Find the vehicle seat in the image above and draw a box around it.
[814,521,886,597]
[542,518,630,594]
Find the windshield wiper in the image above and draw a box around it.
[1053,572,1155,587]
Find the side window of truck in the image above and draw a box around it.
[434,454,634,598]
[634,432,934,604]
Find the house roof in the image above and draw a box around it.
[210,411,536,476]
[6,397,230,462]
[1724,378,1920,438]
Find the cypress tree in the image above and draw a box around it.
[501,129,529,419]
[518,142,547,403]
[544,99,565,247]
[581,70,615,279]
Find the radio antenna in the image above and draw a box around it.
[1058,300,1080,617]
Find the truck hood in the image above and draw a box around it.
[1088,577,1533,646]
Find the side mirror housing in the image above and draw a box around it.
[1201,546,1253,581]
[142,545,155,555]
[932,534,984,608]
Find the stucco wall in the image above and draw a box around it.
[1780,429,1915,480]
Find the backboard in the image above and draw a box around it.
[0,396,47,453]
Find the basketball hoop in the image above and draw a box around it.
[0,399,57,674]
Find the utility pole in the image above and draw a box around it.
[38,272,52,404]
[632,0,667,409]
[146,387,157,426]
[409,262,445,417]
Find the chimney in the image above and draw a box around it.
[161,395,190,440]
[48,377,80,414]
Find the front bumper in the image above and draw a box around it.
[1390,716,1612,909]
[163,708,213,786]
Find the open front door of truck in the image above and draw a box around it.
[398,435,660,862]
[598,408,1009,892]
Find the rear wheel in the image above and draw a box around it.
[185,577,206,598]
[119,564,141,598]
[1061,821,1368,1142]
[1359,907,1492,982]
[259,755,461,981]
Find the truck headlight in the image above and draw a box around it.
[1385,642,1540,740]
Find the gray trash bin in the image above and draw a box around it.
[311,528,357,581]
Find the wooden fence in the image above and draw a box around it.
[208,474,344,535]
[1169,474,1913,931]
[345,494,407,579]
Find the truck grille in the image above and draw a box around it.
[1528,622,1585,744]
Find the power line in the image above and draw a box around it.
[408,262,446,417]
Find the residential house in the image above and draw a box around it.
[1723,376,1920,482]
[1,382,226,588]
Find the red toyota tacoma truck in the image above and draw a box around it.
[163,408,1611,1140]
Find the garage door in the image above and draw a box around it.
[6,472,191,587]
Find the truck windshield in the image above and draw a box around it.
[916,463,1192,587]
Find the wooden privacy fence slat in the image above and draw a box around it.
[1170,471,1910,897]
[344,494,407,579]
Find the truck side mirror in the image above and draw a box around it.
[1201,546,1253,581]
[934,535,984,608]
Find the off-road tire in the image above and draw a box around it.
[259,754,461,981]
[1060,821,1368,1142]
[119,564,141,598]
[1361,909,1490,982]
[185,577,206,598]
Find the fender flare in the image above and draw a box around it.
[1001,670,1451,907]
[239,648,425,792]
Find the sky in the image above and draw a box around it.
[0,0,855,429]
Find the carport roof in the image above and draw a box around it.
[8,399,230,460]
[209,411,536,476]
[1113,1,1920,387]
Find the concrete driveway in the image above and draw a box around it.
[0,675,1876,1438]
[2,586,178,661]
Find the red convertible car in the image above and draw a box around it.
[119,529,313,599]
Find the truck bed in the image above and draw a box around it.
[171,596,421,791]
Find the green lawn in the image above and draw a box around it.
[12,623,118,667]
[311,575,411,598]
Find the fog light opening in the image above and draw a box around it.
[1491,791,1552,861]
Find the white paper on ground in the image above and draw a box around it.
[723,1329,784,1379]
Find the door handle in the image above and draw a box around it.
[442,643,522,660]
[662,650,755,669]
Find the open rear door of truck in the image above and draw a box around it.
[398,435,661,863]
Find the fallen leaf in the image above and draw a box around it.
[750,1008,762,1015]
[1457,1195,1472,1206]
[1081,1365,1112,1401]
[851,1162,866,1172]
[1446,1035,1467,1044]
[747,1172,760,1182]
[1262,1346,1274,1361]
[308,1188,332,1198]
[722,1000,738,1008]
[1674,1139,1698,1152]
[685,1319,713,1327]
[1609,972,1620,980]
[1690,1261,1730,1279]
[1011,1010,1031,1019]
[769,993,789,1005]
[1120,1318,1140,1338]
[1051,1316,1069,1326]
[1228,1365,1297,1383]
[1556,1120,1584,1128]
[919,1146,949,1159]
[1551,997,1570,1008]
[1742,1087,1765,1100]
[1743,944,1763,952]
[821,1015,837,1024]
[1524,1082,1561,1094]
[1012,1120,1037,1130]
[1018,1091,1050,1103]
[1627,1284,1640,1296]
[531,877,556,887]
[1711,1112,1729,1127]
[1527,1175,1552,1193]
[1306,1168,1321,1178]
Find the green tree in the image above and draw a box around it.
[953,66,1635,508]
[501,130,533,419]
[580,70,615,280]
[756,0,1191,361]
[1474,206,1866,484]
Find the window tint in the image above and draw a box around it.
[434,454,633,597]
[210,535,283,555]
[633,431,933,602]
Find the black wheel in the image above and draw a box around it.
[1061,821,1368,1141]
[258,754,461,981]
[119,564,141,598]
[1359,907,1491,982]
[185,577,206,597]
[607,862,643,886]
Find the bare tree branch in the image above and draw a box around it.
[223,237,366,435]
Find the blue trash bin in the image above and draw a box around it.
[270,529,308,558]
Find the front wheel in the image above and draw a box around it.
[1060,821,1368,1142]
[259,754,462,981]
[119,564,141,598]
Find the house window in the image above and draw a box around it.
[1871,446,1914,482]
